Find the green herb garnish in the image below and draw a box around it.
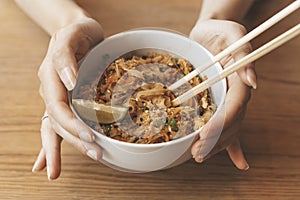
[104,125,111,136]
[139,106,149,111]
[167,117,179,132]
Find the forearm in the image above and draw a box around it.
[199,0,254,22]
[15,0,90,36]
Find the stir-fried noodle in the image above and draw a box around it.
[76,52,216,144]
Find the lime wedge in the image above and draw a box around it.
[72,99,128,124]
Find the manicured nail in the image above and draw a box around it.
[87,149,98,161]
[47,168,53,181]
[191,141,202,156]
[32,161,38,173]
[192,154,204,163]
[192,151,204,163]
[246,68,257,89]
[60,67,76,91]
[243,163,250,171]
[78,131,95,142]
[197,157,204,163]
[75,121,95,142]
[192,150,201,158]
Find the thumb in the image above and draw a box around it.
[54,47,78,91]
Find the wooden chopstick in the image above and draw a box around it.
[169,0,300,91]
[172,23,300,106]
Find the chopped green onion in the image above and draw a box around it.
[139,106,149,111]
[167,117,179,132]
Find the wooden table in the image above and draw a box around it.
[0,0,299,199]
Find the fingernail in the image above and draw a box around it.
[243,163,250,171]
[60,67,76,91]
[246,68,257,89]
[193,155,204,163]
[78,131,94,142]
[192,149,199,159]
[192,149,201,159]
[32,161,38,173]
[87,149,98,161]
[197,157,204,163]
[75,120,95,142]
[191,141,202,157]
[192,149,204,162]
[47,168,53,181]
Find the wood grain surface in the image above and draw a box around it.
[0,0,299,199]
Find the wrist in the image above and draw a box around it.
[55,9,91,35]
[53,17,103,49]
[198,11,224,22]
[15,0,95,36]
[197,0,254,23]
[79,18,104,47]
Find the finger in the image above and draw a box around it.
[32,148,46,172]
[197,94,247,160]
[233,46,257,89]
[47,36,78,91]
[218,21,257,89]
[191,122,238,163]
[225,26,257,89]
[39,66,95,142]
[191,91,227,161]
[198,124,240,162]
[191,139,204,163]
[226,138,249,170]
[41,116,63,180]
[50,117,102,162]
[191,120,224,161]
[219,45,257,90]
[191,77,249,161]
[48,98,95,143]
[224,73,251,127]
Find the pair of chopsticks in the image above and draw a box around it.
[171,1,300,106]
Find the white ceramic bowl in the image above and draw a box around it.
[71,29,226,172]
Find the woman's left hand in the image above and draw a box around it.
[32,18,104,180]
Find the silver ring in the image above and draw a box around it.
[41,115,49,121]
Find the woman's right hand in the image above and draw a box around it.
[189,19,256,170]
[32,18,104,180]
